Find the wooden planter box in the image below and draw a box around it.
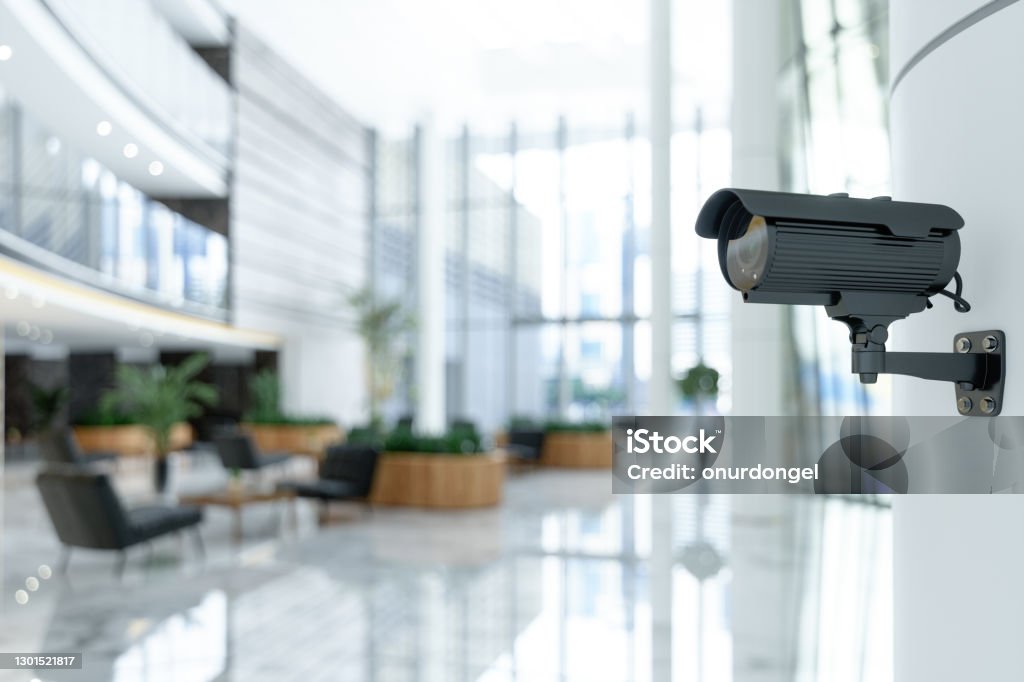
[370,451,506,508]
[73,422,193,457]
[542,431,613,468]
[242,423,344,457]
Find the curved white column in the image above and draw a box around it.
[890,1,1024,680]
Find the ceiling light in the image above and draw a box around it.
[0,45,12,61]
[15,321,29,336]
[123,143,138,159]
[96,120,112,136]
[28,326,40,341]
[40,329,53,344]
[148,161,164,176]
[30,294,45,309]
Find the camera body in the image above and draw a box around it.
[695,188,1005,416]
[695,188,963,329]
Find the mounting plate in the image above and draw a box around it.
[953,330,1005,417]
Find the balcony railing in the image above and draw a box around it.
[0,98,229,318]
[42,0,232,164]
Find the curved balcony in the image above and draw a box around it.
[0,0,231,197]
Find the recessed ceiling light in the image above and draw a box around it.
[96,120,112,136]
[0,45,12,61]
[30,294,45,309]
[16,321,29,336]
[123,143,138,159]
[40,329,53,344]
[148,161,164,176]
[28,326,40,341]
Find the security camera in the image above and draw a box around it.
[696,188,1005,416]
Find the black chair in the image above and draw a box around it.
[38,429,118,468]
[279,444,379,518]
[214,433,292,472]
[36,468,204,575]
[506,428,546,462]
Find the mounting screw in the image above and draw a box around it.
[956,337,972,353]
[957,396,974,414]
[982,335,1000,352]
[981,396,998,414]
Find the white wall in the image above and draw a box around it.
[890,1,1024,680]
[231,28,371,426]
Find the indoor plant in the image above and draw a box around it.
[346,286,414,426]
[540,419,613,468]
[241,369,341,455]
[371,423,504,508]
[101,353,218,492]
[676,361,720,415]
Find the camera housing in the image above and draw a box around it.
[696,188,1005,416]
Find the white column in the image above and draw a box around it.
[729,0,787,418]
[649,0,673,415]
[730,5,802,681]
[649,3,675,678]
[890,1,1024,679]
[416,117,447,433]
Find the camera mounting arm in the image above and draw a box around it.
[825,294,1005,416]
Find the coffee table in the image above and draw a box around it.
[179,487,297,541]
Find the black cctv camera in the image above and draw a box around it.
[696,188,1005,416]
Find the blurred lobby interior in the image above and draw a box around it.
[0,0,972,680]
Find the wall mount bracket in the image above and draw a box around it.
[848,329,1005,416]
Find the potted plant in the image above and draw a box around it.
[540,420,613,468]
[676,361,720,415]
[241,369,342,456]
[346,286,414,426]
[370,423,505,508]
[29,382,69,434]
[101,353,218,492]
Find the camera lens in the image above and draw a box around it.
[726,215,769,290]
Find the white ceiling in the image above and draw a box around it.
[217,0,732,135]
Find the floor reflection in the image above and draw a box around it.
[0,462,892,681]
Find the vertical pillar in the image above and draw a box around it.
[415,117,447,433]
[729,0,787,418]
[889,2,1024,679]
[729,4,804,682]
[649,2,675,680]
[649,0,673,415]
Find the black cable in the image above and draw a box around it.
[932,271,971,313]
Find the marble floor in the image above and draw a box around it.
[0,455,893,682]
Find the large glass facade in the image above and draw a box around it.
[374,117,731,431]
[0,95,229,315]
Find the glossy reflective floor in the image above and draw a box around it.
[0,457,893,681]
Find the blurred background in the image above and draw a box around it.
[0,0,900,680]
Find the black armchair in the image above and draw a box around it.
[214,433,292,471]
[38,429,118,467]
[36,468,204,574]
[279,444,379,517]
[506,428,546,462]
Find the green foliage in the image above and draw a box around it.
[347,286,414,423]
[243,369,336,425]
[676,362,720,401]
[543,420,610,433]
[246,368,282,423]
[508,415,542,430]
[382,422,484,455]
[101,353,219,456]
[73,402,137,426]
[29,382,68,432]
